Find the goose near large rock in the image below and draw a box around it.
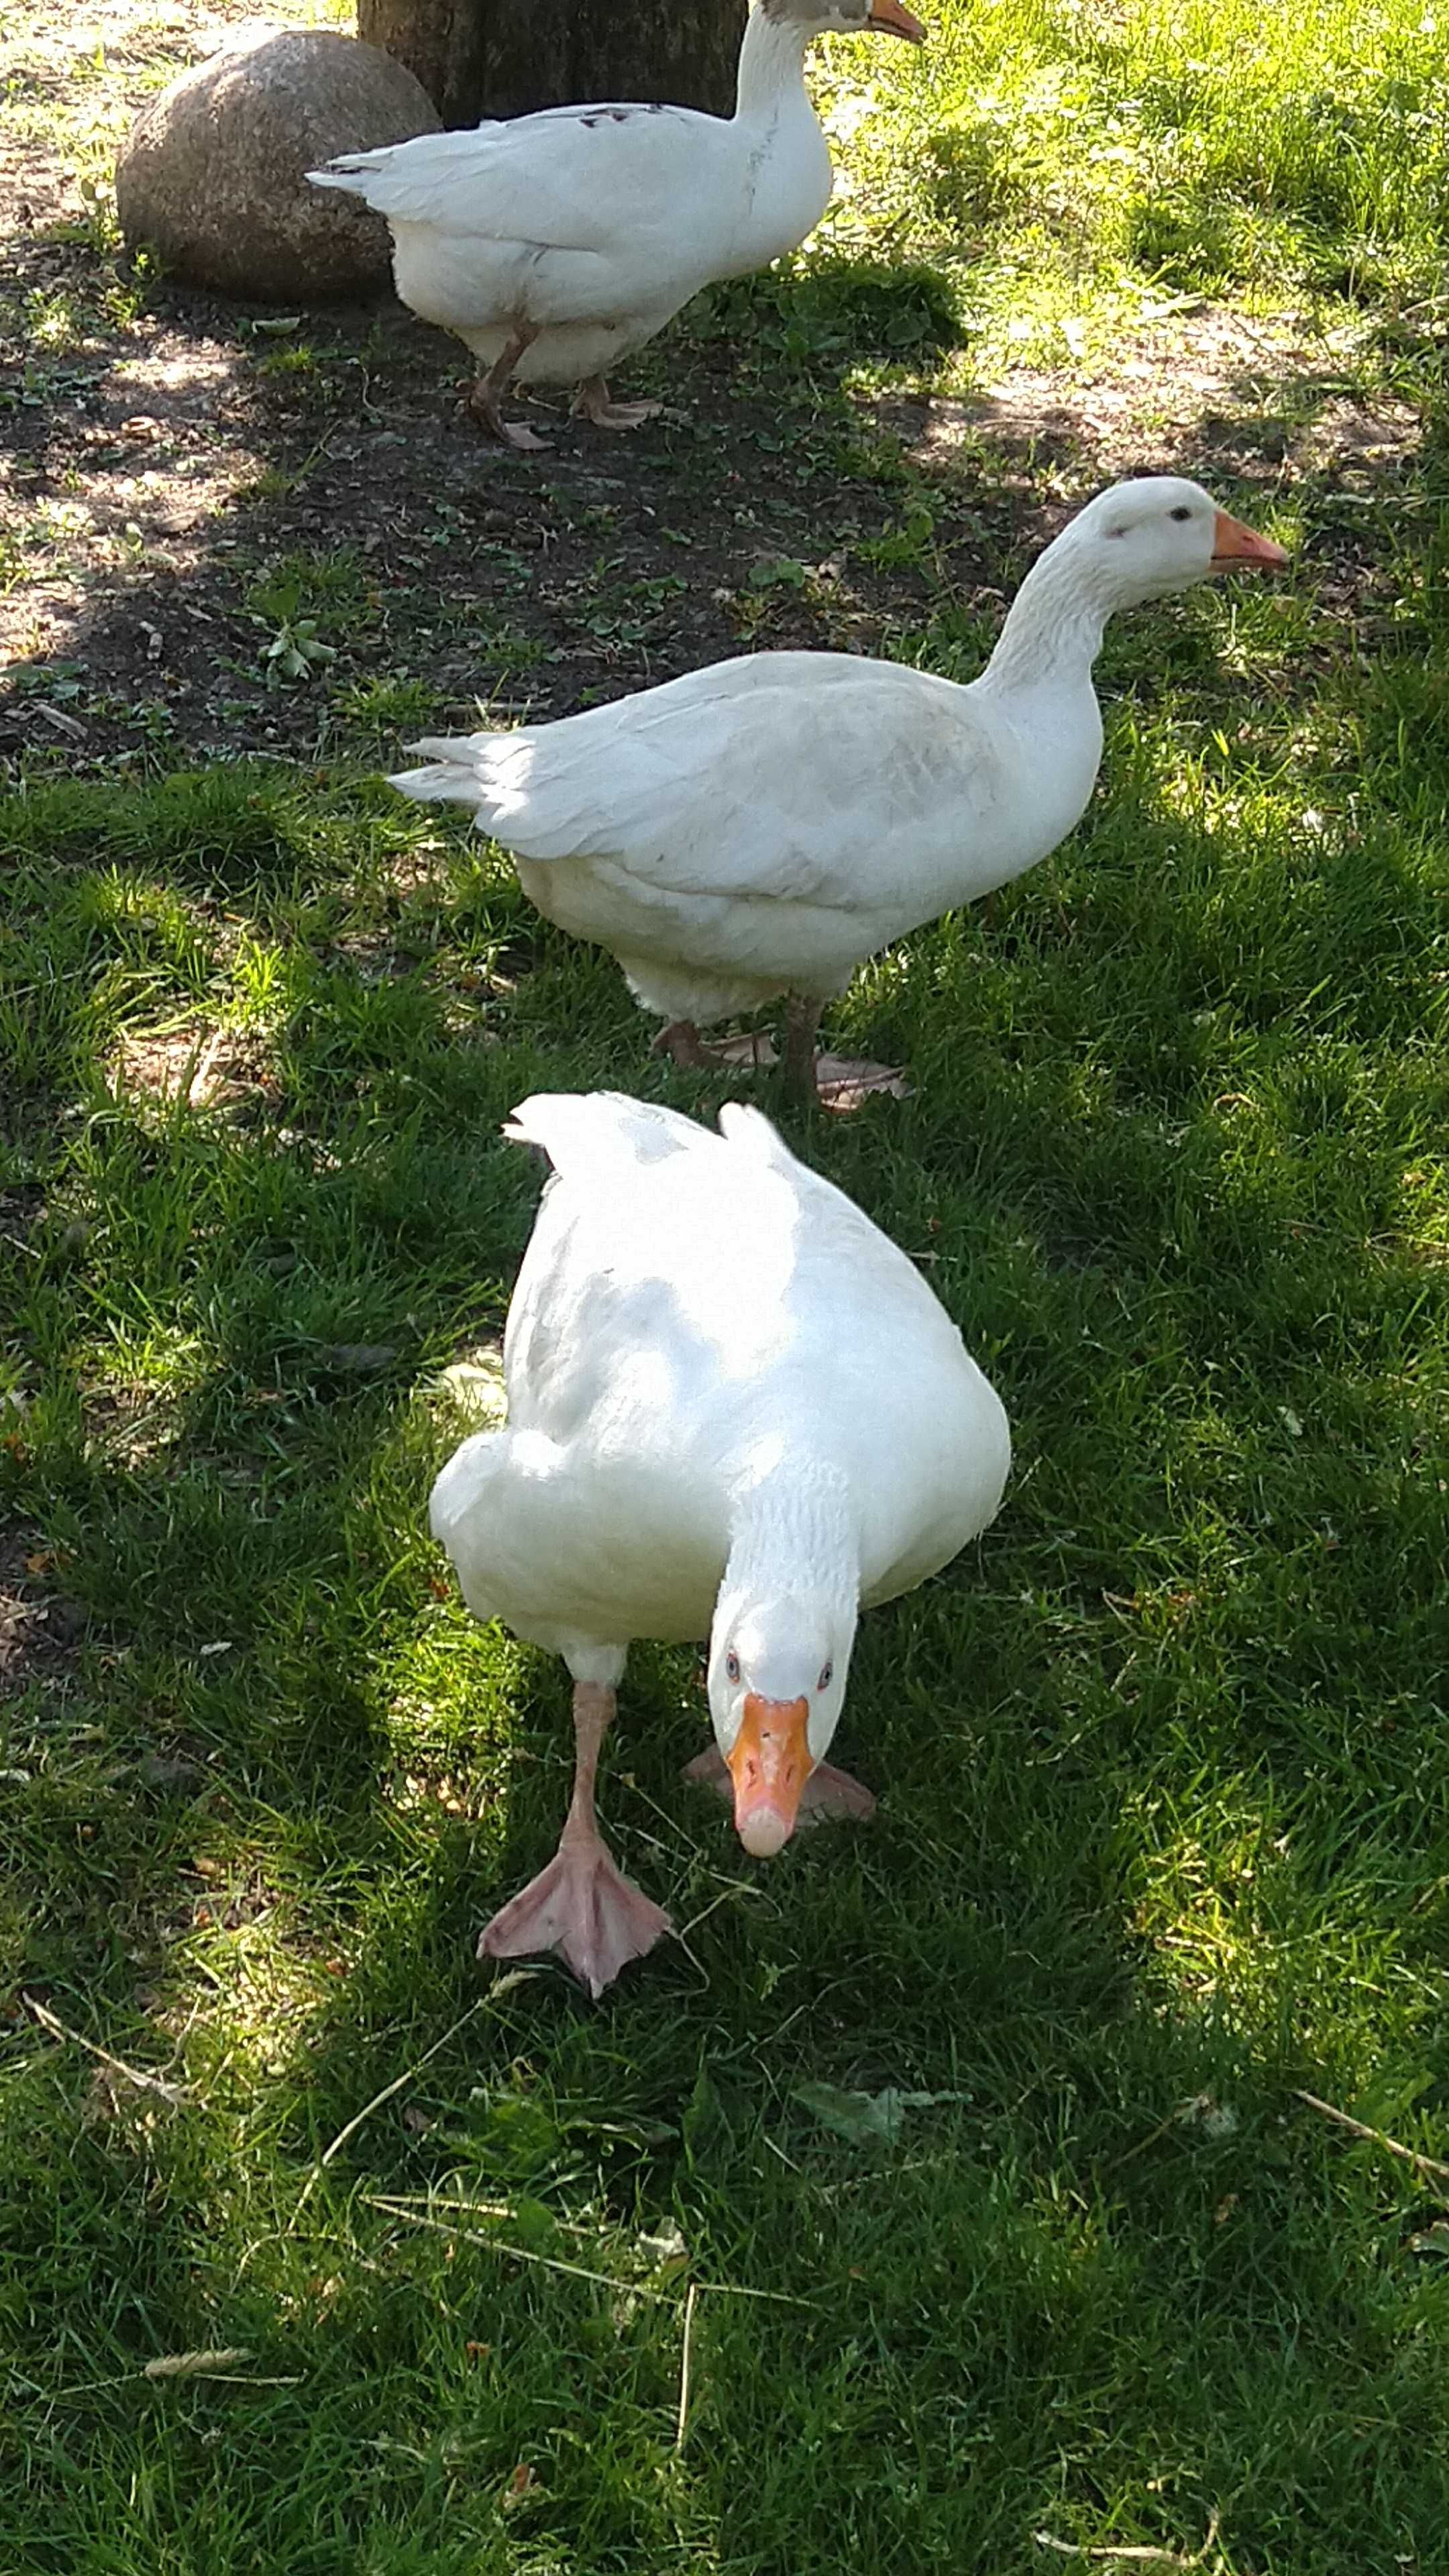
[309,0,926,450]
[393,478,1287,1104]
[430,1090,1010,1997]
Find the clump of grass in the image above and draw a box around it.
[818,0,1449,359]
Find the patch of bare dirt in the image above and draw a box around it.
[0,1529,89,1694]
[915,302,1421,493]
[109,1016,278,1112]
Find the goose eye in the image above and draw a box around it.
[817,1660,833,1690]
[1169,505,1193,523]
[725,1651,741,1684]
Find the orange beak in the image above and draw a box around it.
[867,0,928,40]
[1210,508,1289,571]
[726,1693,814,1858]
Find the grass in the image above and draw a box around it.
[3,1,1449,2570]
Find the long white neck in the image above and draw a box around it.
[721,1450,860,1613]
[981,531,1112,696]
[734,5,813,122]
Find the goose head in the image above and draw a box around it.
[1059,476,1289,611]
[760,0,928,42]
[707,1589,857,1858]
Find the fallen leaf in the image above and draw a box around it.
[137,1753,205,1792]
[794,2082,970,2147]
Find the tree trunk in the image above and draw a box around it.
[357,0,746,131]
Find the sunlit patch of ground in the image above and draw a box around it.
[910,303,1421,490]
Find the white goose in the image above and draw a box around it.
[430,1089,1010,1998]
[393,478,1288,1103]
[309,0,925,451]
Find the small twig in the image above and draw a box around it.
[1035,2512,1220,2568]
[22,1992,191,2107]
[674,2282,700,2452]
[1294,2088,1449,2189]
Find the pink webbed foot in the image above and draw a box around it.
[684,1746,877,1829]
[812,1056,912,1113]
[571,377,664,431]
[464,384,551,452]
[651,1022,778,1073]
[478,1837,672,2000]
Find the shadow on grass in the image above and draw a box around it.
[4,236,1449,2572]
[4,746,1447,2554]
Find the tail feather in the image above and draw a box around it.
[504,1091,710,1181]
[402,733,492,766]
[305,162,373,200]
[716,1100,795,1171]
[387,759,481,807]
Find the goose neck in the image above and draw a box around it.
[722,1453,860,1609]
[735,5,813,121]
[983,536,1110,696]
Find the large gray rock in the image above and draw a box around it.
[115,28,441,303]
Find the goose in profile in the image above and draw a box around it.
[394,478,1289,1103]
[309,0,926,449]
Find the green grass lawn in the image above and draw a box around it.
[3,2,1449,2570]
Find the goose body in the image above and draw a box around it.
[431,1089,1010,1993]
[309,0,925,446]
[394,479,1288,1093]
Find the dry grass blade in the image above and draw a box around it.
[1294,2088,1449,2188]
[365,2196,685,2304]
[22,1992,191,2107]
[366,2197,816,2306]
[674,2282,700,2452]
[1034,2512,1220,2567]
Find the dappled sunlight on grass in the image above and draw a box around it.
[2,0,1449,2563]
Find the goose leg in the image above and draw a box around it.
[783,995,824,1104]
[784,993,911,1113]
[478,1681,672,1998]
[465,326,551,452]
[572,375,663,431]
